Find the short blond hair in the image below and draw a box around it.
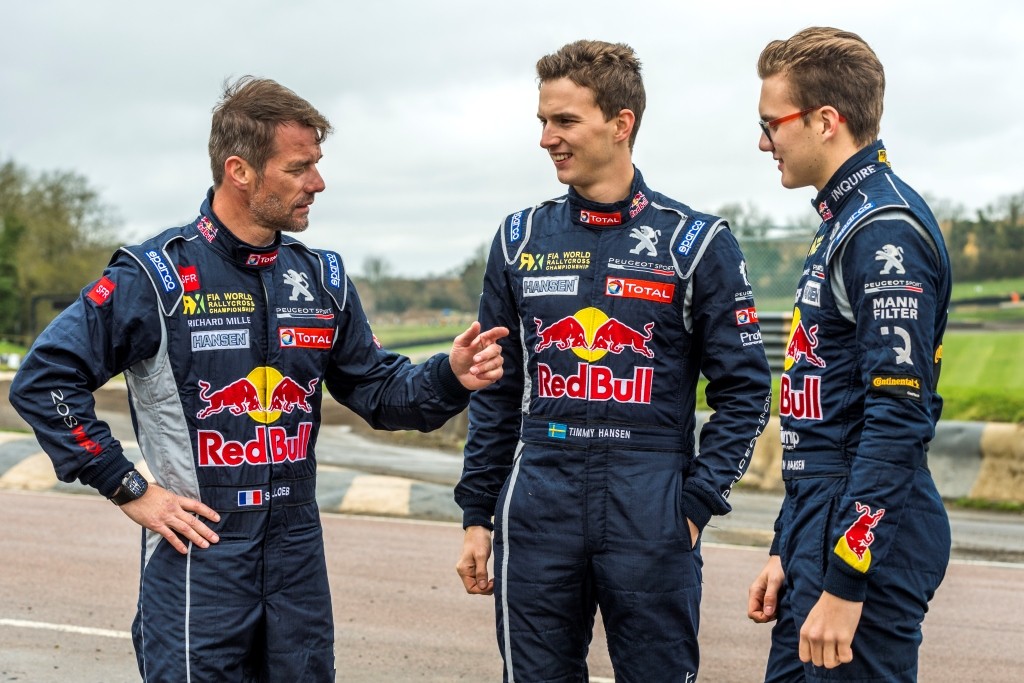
[758,27,884,146]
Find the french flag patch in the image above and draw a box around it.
[238,489,263,507]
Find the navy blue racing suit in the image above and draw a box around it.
[9,190,471,682]
[765,141,952,682]
[455,169,773,682]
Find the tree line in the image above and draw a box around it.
[1,157,1021,344]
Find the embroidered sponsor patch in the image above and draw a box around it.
[869,374,922,401]
[179,265,201,292]
[238,489,264,506]
[279,327,334,349]
[87,276,116,306]
[605,276,674,303]
[191,329,251,352]
[523,276,579,297]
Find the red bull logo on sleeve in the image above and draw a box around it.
[533,307,655,404]
[195,367,318,466]
[835,502,886,573]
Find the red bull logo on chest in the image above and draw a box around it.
[533,307,655,404]
[780,308,824,420]
[194,366,317,466]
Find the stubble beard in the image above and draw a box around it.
[249,190,309,234]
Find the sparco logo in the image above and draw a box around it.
[325,253,342,288]
[677,221,705,256]
[146,250,177,292]
[509,211,524,241]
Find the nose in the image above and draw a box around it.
[539,123,557,150]
[758,130,774,153]
[309,166,326,193]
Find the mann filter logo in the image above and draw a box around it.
[872,295,918,320]
[523,276,579,297]
[191,329,251,352]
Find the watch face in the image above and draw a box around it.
[124,471,147,497]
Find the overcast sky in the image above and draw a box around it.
[3,1,1022,277]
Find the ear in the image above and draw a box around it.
[819,106,845,141]
[223,155,257,191]
[613,108,636,145]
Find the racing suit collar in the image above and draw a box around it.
[811,140,891,223]
[567,166,651,228]
[197,188,283,269]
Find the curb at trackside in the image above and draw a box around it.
[0,432,464,523]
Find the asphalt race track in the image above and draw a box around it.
[1,490,1021,682]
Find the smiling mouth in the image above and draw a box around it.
[551,153,572,162]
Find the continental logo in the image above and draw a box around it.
[869,373,922,401]
[871,376,920,390]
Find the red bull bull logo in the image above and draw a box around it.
[835,502,886,573]
[195,367,318,423]
[780,309,824,420]
[534,308,654,360]
[784,311,826,370]
[534,307,655,404]
[194,367,318,466]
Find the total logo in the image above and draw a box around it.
[605,276,674,304]
[533,307,655,404]
[195,367,317,467]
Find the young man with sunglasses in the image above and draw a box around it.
[747,27,952,682]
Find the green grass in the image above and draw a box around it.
[372,323,468,347]
[951,277,1024,301]
[939,330,1024,422]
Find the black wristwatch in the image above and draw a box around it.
[109,469,149,506]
